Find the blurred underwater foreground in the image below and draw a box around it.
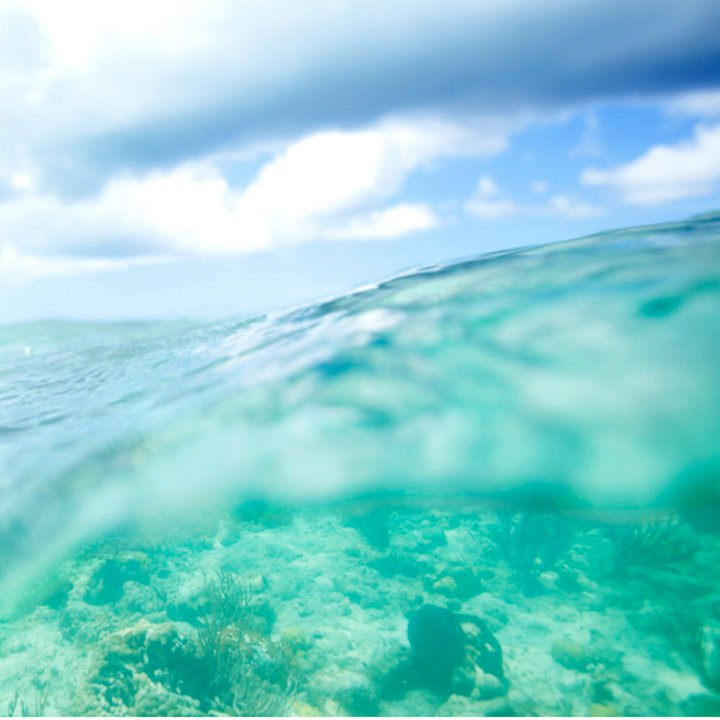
[1,213,720,715]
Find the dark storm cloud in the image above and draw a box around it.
[58,0,720,183]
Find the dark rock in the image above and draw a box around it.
[166,597,209,626]
[369,552,431,578]
[346,508,391,550]
[415,529,447,553]
[372,646,414,700]
[231,499,293,528]
[85,555,150,605]
[42,580,73,611]
[407,606,506,693]
[680,693,720,716]
[337,683,380,716]
[246,596,276,636]
[407,605,466,690]
[426,567,484,600]
[450,567,484,600]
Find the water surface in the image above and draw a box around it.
[1,215,719,715]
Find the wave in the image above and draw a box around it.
[1,214,719,591]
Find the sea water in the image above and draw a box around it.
[0,214,719,715]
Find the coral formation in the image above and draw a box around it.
[1,504,719,716]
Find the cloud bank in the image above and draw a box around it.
[1,0,720,278]
[0,116,509,275]
[5,0,720,188]
[582,123,720,205]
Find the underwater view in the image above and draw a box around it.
[1,213,720,716]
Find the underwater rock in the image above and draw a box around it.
[231,498,294,528]
[449,662,504,700]
[450,567,486,600]
[90,620,204,713]
[426,567,484,600]
[371,644,415,700]
[680,693,720,716]
[459,616,505,684]
[407,605,505,696]
[408,605,467,688]
[308,669,379,717]
[40,579,73,611]
[436,692,514,717]
[336,681,380,716]
[471,668,505,700]
[588,701,621,716]
[84,554,150,605]
[280,626,312,655]
[346,507,391,550]
[58,602,107,645]
[244,595,276,636]
[166,596,207,626]
[538,570,561,591]
[627,601,668,636]
[432,575,459,596]
[369,551,432,578]
[290,700,325,716]
[449,662,475,696]
[415,528,447,553]
[551,638,594,672]
[701,622,720,690]
[118,580,164,615]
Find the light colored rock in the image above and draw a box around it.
[551,638,593,672]
[589,702,621,716]
[539,571,560,591]
[437,693,513,717]
[433,575,458,596]
[472,668,505,700]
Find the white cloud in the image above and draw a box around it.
[324,204,439,240]
[546,194,603,219]
[0,115,509,277]
[466,176,601,220]
[531,180,549,195]
[466,198,519,220]
[235,117,507,242]
[475,176,500,198]
[465,175,520,219]
[581,123,720,205]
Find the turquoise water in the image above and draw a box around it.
[1,215,720,715]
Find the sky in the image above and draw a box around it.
[2,0,720,322]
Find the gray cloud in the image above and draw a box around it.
[4,0,720,195]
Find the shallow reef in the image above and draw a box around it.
[1,502,719,716]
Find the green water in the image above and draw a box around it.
[1,215,720,715]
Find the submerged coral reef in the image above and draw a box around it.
[1,503,719,716]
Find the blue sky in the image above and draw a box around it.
[1,0,720,322]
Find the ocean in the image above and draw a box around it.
[1,213,719,715]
